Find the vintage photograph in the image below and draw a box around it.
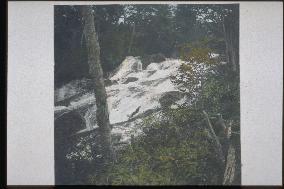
[54,4,240,185]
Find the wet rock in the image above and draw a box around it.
[123,77,139,84]
[147,70,157,77]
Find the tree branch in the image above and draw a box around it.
[202,110,225,165]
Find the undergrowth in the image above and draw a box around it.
[88,108,222,185]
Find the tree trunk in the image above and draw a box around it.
[221,121,236,185]
[223,7,239,72]
[223,143,236,185]
[203,111,226,166]
[81,6,115,164]
[203,112,237,185]
[128,23,136,55]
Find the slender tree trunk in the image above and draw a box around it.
[223,7,239,72]
[81,6,115,164]
[222,121,236,185]
[128,23,135,55]
[220,7,239,185]
[223,143,236,185]
[203,111,226,166]
[203,112,237,185]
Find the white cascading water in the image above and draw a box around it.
[54,56,215,142]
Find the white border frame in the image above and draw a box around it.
[7,1,283,185]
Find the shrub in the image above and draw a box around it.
[179,38,217,65]
[88,108,221,185]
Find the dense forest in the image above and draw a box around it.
[55,4,237,87]
[54,4,240,185]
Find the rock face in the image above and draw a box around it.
[54,56,187,143]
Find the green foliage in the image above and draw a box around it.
[173,37,239,121]
[171,38,219,102]
[88,108,220,185]
[199,70,240,119]
[124,4,176,56]
[179,38,217,65]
